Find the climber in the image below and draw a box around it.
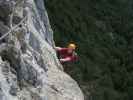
[56,43,78,63]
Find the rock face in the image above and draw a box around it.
[0,0,84,100]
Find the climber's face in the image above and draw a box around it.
[68,48,74,54]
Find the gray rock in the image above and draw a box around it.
[0,0,84,100]
[0,21,9,35]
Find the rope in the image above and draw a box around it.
[0,16,27,41]
[0,0,26,41]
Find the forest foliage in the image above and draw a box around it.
[45,0,133,100]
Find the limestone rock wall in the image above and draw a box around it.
[0,0,84,100]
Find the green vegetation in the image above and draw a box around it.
[45,0,133,100]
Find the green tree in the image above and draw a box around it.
[45,0,133,100]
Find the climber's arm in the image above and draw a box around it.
[55,47,69,52]
[55,47,62,51]
[60,55,79,63]
[60,57,72,63]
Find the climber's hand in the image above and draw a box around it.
[55,47,62,51]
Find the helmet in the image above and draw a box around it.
[68,43,76,49]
